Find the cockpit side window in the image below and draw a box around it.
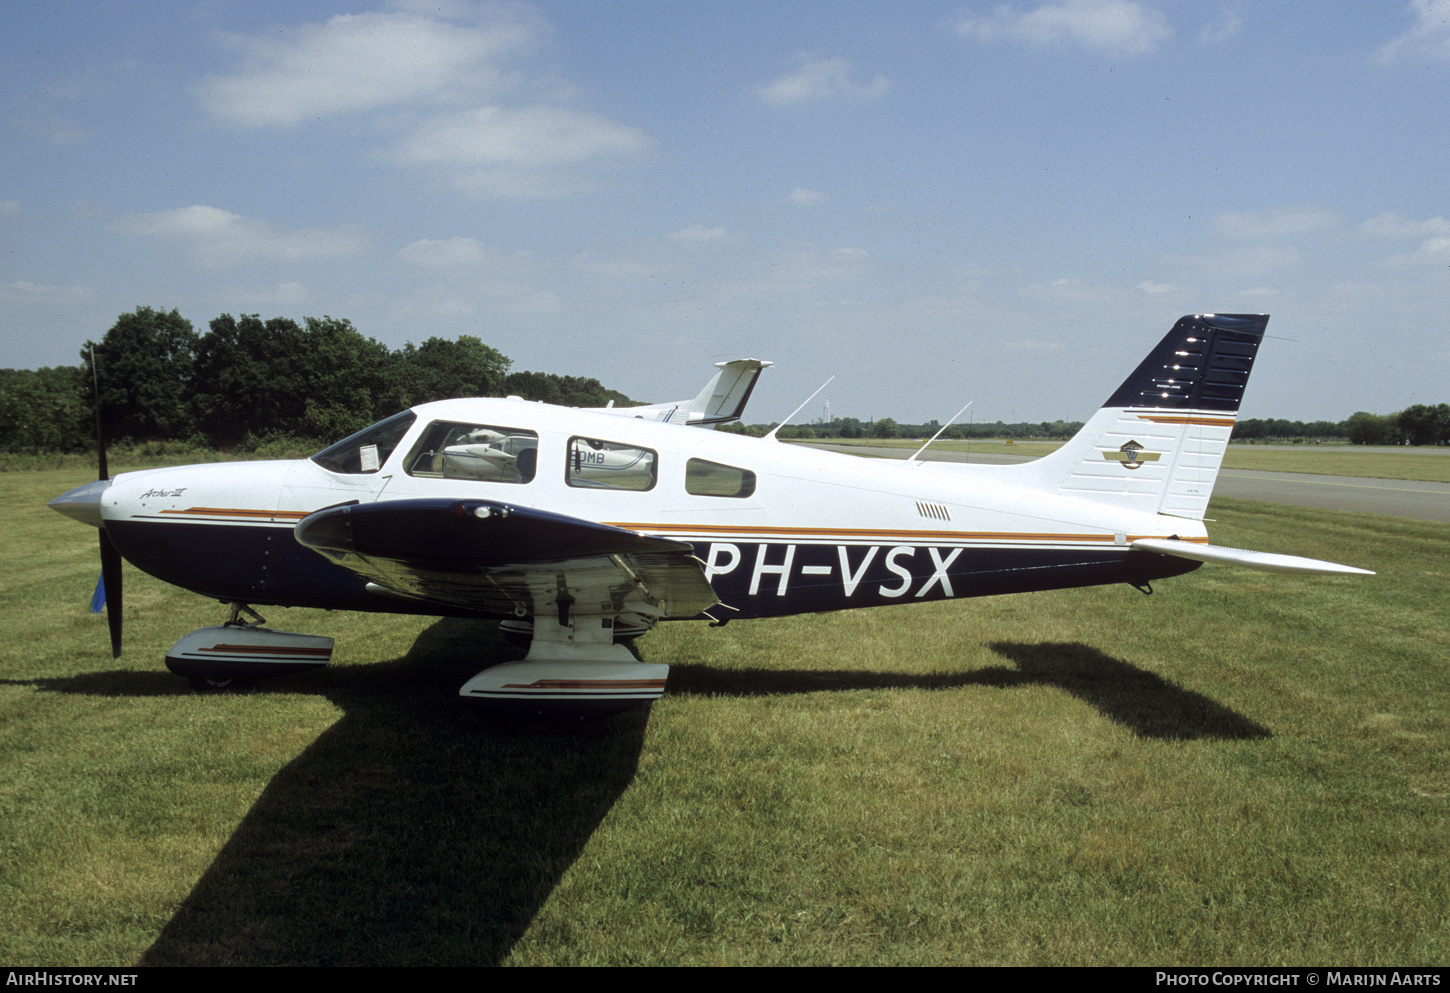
[404,421,539,483]
[566,437,657,491]
[310,411,417,474]
[685,458,757,498]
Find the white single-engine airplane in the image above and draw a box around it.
[50,316,1370,719]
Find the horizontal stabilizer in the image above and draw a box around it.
[1131,538,1374,576]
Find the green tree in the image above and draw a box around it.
[501,370,637,408]
[872,417,898,439]
[1346,411,1403,446]
[293,317,395,440]
[396,336,511,405]
[1397,403,1450,446]
[193,314,308,446]
[501,370,565,405]
[84,307,197,443]
[0,366,88,453]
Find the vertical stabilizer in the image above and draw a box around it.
[1020,314,1267,520]
[678,358,772,426]
[596,358,771,426]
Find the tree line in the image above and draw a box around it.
[719,416,1089,441]
[2,306,1445,454]
[0,307,637,454]
[727,411,1450,446]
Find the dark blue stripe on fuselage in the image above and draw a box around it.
[690,539,1198,618]
[107,519,1199,620]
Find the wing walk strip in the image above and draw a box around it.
[606,522,1210,545]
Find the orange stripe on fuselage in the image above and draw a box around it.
[157,507,310,523]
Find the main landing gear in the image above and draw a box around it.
[461,613,670,722]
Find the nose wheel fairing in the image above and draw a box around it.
[164,621,335,683]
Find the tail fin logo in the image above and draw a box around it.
[1104,440,1160,470]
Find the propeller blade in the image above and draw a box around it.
[90,345,108,482]
[90,344,120,656]
[99,529,123,658]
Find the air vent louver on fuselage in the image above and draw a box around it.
[916,501,951,521]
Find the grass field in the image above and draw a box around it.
[2,467,1446,965]
[1220,445,1450,483]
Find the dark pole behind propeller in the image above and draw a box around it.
[91,345,122,658]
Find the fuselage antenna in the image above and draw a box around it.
[906,401,973,465]
[764,376,834,442]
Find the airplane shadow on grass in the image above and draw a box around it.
[664,640,1272,742]
[11,618,648,966]
[14,625,1267,965]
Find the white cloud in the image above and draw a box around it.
[269,280,310,305]
[392,105,651,167]
[116,205,367,266]
[671,225,731,242]
[1376,0,1450,63]
[196,5,651,200]
[756,56,890,106]
[0,280,93,303]
[1211,205,1342,238]
[571,253,683,281]
[1199,9,1243,44]
[1164,245,1301,278]
[221,280,313,307]
[385,105,653,197]
[1037,277,1127,304]
[1000,338,1066,353]
[1373,234,1450,268]
[951,0,1173,56]
[397,236,497,268]
[786,187,827,206]
[195,7,538,126]
[1138,280,1189,295]
[762,243,873,286]
[1359,213,1450,239]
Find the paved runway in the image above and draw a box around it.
[798,443,1450,523]
[1211,470,1449,522]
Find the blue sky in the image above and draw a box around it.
[3,0,1447,425]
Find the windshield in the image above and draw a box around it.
[310,410,417,474]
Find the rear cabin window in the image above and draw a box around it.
[405,422,538,484]
[685,458,756,498]
[566,437,657,491]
